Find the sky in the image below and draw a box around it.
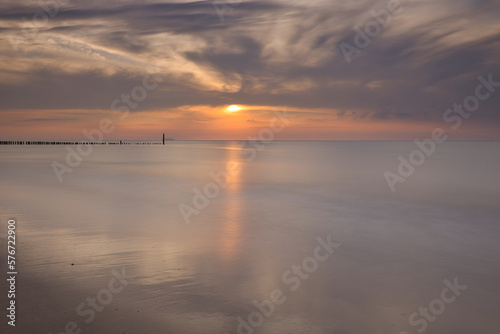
[0,0,499,140]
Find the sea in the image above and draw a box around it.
[0,141,499,333]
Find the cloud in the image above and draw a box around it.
[0,0,499,133]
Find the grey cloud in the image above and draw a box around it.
[0,0,499,125]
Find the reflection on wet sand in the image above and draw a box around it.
[217,143,243,262]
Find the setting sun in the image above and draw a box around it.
[226,105,241,112]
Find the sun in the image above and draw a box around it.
[226,105,241,112]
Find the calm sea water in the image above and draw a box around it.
[0,141,499,333]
